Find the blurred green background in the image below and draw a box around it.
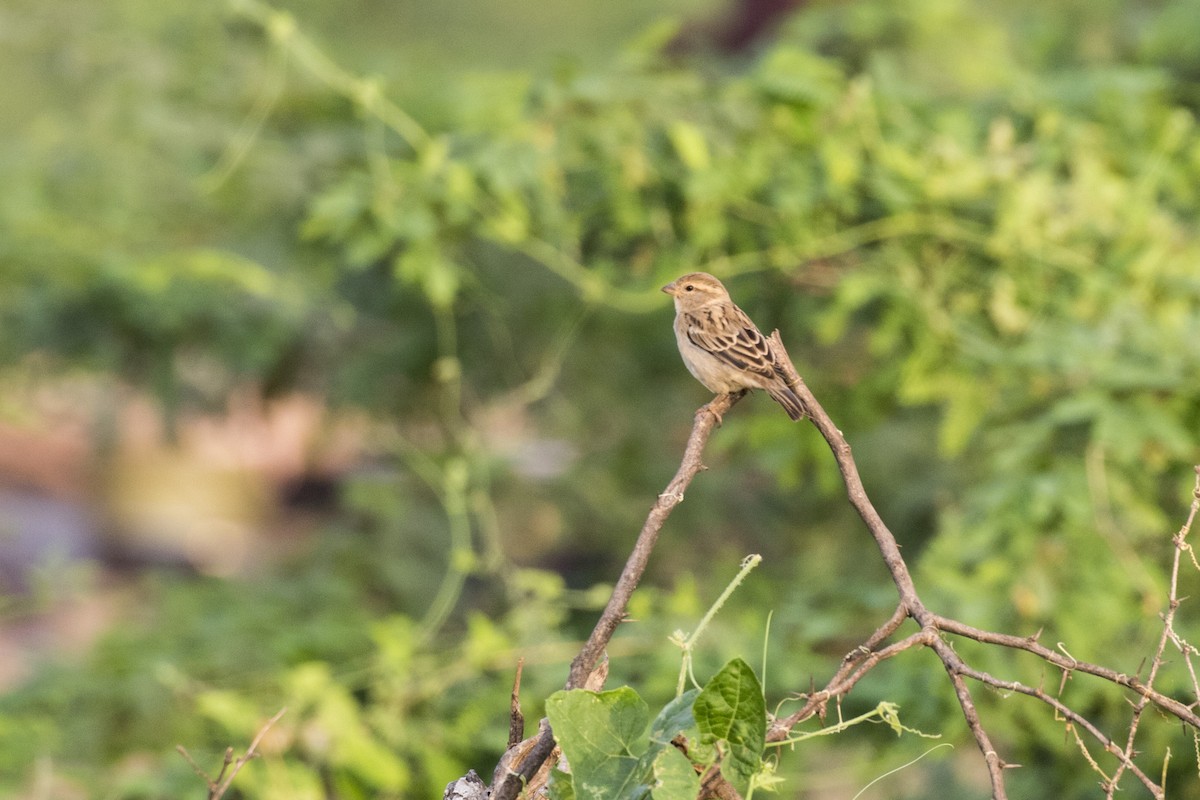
[2,0,1200,797]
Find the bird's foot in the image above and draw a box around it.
[699,400,725,426]
[699,390,747,426]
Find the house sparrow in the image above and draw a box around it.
[662,272,806,421]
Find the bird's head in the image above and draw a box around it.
[661,272,730,310]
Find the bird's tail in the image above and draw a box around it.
[767,385,807,421]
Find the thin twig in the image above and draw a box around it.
[768,627,934,739]
[175,745,224,793]
[950,661,1162,797]
[567,391,744,688]
[1109,468,1200,797]
[768,604,912,737]
[177,708,287,800]
[931,616,1200,729]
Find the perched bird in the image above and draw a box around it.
[662,272,806,421]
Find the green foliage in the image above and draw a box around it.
[544,659,938,798]
[544,679,740,800]
[0,528,563,796]
[692,659,765,796]
[546,688,654,800]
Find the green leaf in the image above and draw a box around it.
[546,688,651,800]
[647,690,698,752]
[635,689,699,795]
[649,746,700,800]
[547,767,577,800]
[694,658,766,796]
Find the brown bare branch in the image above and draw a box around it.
[933,615,1200,728]
[489,393,742,800]
[771,332,1018,794]
[949,659,1163,797]
[567,391,744,688]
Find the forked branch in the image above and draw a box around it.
[478,330,1199,800]
[769,332,1198,800]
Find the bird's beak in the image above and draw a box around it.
[661,281,676,296]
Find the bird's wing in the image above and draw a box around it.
[682,305,780,382]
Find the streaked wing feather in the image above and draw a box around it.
[683,306,778,381]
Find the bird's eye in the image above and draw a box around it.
[685,284,694,292]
